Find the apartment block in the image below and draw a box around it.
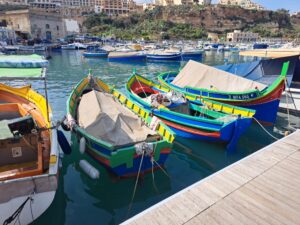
[0,0,29,5]
[219,0,264,10]
[227,30,259,42]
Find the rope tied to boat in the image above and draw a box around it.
[3,192,35,225]
[135,142,154,156]
[253,117,279,141]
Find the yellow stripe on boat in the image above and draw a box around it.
[77,78,88,94]
[98,80,111,93]
[0,83,51,127]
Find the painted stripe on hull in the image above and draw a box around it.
[86,148,171,177]
[161,118,221,139]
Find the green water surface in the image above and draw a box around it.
[29,51,292,225]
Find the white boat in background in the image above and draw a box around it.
[73,42,87,50]
[61,43,76,50]
[217,45,224,52]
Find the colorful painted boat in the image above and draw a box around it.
[216,54,300,114]
[0,58,60,224]
[66,75,174,177]
[126,73,255,150]
[158,60,289,125]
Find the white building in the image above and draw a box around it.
[155,0,211,6]
[0,0,29,5]
[227,30,259,42]
[219,0,264,10]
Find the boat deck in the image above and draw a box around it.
[122,130,300,225]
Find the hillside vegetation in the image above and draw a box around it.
[84,5,299,40]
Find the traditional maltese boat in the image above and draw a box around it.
[126,73,255,150]
[0,55,60,225]
[158,60,289,125]
[66,74,174,177]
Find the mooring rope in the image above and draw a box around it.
[151,142,159,193]
[152,159,171,179]
[126,150,145,218]
[253,117,279,141]
[3,192,34,225]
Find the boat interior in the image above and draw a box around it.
[0,89,50,181]
[130,78,231,121]
[75,85,162,149]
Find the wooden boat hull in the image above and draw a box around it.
[0,84,59,225]
[67,76,174,177]
[158,71,286,125]
[83,134,172,177]
[126,74,254,150]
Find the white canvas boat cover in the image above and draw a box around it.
[78,90,155,147]
[172,60,267,92]
[0,54,48,68]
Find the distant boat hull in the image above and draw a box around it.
[181,52,203,60]
[108,52,146,62]
[83,52,108,58]
[147,53,182,61]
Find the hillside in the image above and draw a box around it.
[84,5,298,40]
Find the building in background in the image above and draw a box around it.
[218,0,264,10]
[227,30,259,42]
[155,0,211,6]
[96,0,137,15]
[0,8,83,41]
[0,0,29,5]
[0,27,16,45]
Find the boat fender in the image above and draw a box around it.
[79,160,99,179]
[57,130,72,155]
[79,137,86,154]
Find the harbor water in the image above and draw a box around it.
[28,51,297,225]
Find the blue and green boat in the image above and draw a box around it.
[66,75,174,177]
[126,73,255,150]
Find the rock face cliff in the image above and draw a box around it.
[85,5,296,40]
[153,5,292,33]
